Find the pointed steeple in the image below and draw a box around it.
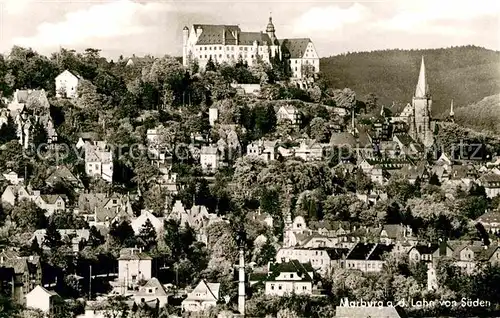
[415,56,429,98]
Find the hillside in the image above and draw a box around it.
[320,46,500,116]
[454,94,500,134]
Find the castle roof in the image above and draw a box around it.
[280,38,311,58]
[193,24,239,45]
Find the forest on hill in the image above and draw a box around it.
[454,94,500,134]
[320,45,500,116]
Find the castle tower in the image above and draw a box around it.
[412,56,434,148]
[266,14,279,58]
[238,249,245,315]
[182,26,189,67]
[266,14,276,44]
[449,99,454,123]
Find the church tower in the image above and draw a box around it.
[412,56,434,148]
[265,14,280,58]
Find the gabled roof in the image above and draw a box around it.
[267,260,314,282]
[184,279,220,302]
[411,244,439,255]
[329,132,357,147]
[368,244,394,261]
[477,211,500,224]
[346,243,376,260]
[280,38,312,58]
[135,278,168,297]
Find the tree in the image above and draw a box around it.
[429,173,441,186]
[328,88,356,110]
[253,103,277,137]
[88,225,105,248]
[206,57,216,72]
[109,220,136,247]
[309,117,330,142]
[10,199,46,230]
[0,116,17,144]
[43,221,63,249]
[137,219,157,251]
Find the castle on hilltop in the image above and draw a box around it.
[182,15,320,79]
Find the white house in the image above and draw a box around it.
[84,141,113,182]
[25,285,60,314]
[264,260,314,297]
[200,146,219,173]
[131,210,164,235]
[208,108,218,126]
[118,248,152,288]
[276,105,301,125]
[181,280,220,312]
[281,38,320,79]
[2,171,24,185]
[132,277,169,308]
[55,70,80,98]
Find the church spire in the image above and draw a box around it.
[415,56,429,98]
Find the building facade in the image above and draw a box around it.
[182,16,319,79]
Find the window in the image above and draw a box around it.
[302,286,307,290]
[271,284,275,290]
[278,285,282,290]
[132,275,137,281]
[295,67,297,71]
[148,288,153,293]
[290,274,294,278]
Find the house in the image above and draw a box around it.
[75,193,134,227]
[75,132,99,149]
[181,280,220,312]
[452,242,500,273]
[408,244,439,263]
[276,105,301,125]
[200,146,219,173]
[132,277,169,308]
[264,260,314,296]
[118,248,152,288]
[45,165,83,189]
[477,211,500,233]
[478,173,500,198]
[55,70,80,98]
[1,185,32,206]
[246,139,278,162]
[293,140,324,161]
[345,243,394,272]
[379,224,413,244]
[275,247,348,274]
[2,171,24,185]
[32,194,67,216]
[0,251,42,305]
[8,89,50,114]
[131,210,164,235]
[84,141,114,182]
[25,285,60,314]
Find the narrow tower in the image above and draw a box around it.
[182,26,189,67]
[449,99,454,123]
[238,249,245,315]
[412,56,433,148]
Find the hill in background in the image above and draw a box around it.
[320,45,500,116]
[454,94,500,134]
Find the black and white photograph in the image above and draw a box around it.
[0,0,499,317]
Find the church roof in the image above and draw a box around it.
[280,38,311,58]
[415,56,429,98]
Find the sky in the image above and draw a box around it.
[0,0,499,59]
